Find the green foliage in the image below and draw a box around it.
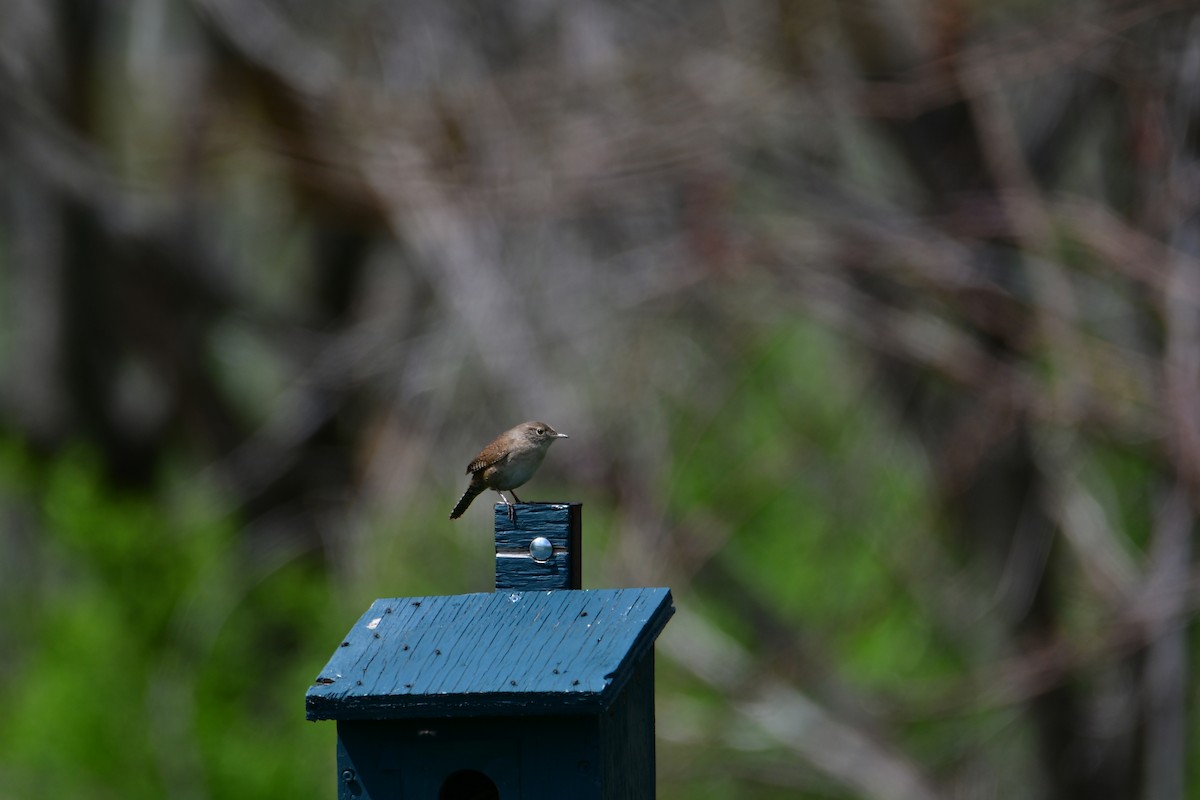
[0,443,340,799]
[659,320,1005,791]
[669,320,946,681]
[2,315,1177,800]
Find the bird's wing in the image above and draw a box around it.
[466,449,508,474]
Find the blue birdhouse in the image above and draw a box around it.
[307,503,675,799]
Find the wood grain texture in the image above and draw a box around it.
[306,587,674,721]
[599,652,656,798]
[494,502,582,590]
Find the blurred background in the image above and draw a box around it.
[0,0,1198,798]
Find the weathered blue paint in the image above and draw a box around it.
[306,586,673,721]
[494,502,582,590]
[336,715,599,799]
[309,502,673,798]
[599,652,656,797]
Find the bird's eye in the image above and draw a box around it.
[536,427,545,435]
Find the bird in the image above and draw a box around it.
[449,421,568,522]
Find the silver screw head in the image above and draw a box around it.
[529,537,553,563]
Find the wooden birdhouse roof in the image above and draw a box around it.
[306,587,674,720]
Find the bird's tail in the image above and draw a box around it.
[449,483,485,519]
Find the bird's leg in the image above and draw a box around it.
[508,490,525,523]
[498,491,517,524]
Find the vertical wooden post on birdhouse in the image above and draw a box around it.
[494,502,582,590]
[306,502,674,800]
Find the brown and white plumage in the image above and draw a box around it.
[449,421,567,520]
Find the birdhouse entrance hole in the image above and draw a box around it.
[438,768,499,800]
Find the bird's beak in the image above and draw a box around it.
[557,433,569,438]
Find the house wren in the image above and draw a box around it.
[449,421,568,521]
